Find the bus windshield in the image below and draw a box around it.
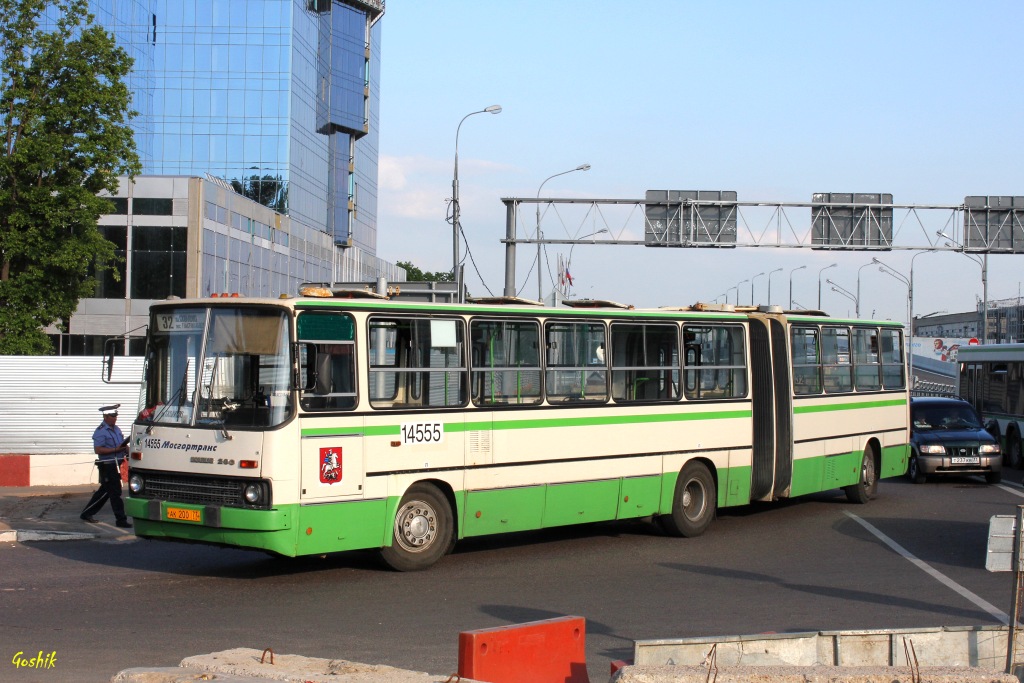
[142,306,294,429]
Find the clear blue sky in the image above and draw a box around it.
[376,1,1024,325]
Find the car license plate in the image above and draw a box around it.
[951,456,980,464]
[166,506,202,523]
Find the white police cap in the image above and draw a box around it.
[100,404,121,415]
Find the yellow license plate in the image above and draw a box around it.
[166,506,202,523]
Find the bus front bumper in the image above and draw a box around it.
[125,497,298,556]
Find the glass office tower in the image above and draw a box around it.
[143,0,382,254]
[81,0,381,258]
[47,0,388,354]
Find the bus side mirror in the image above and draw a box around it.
[984,418,1000,440]
[294,342,318,391]
[102,338,119,383]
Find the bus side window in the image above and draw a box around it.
[369,317,466,409]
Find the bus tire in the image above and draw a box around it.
[379,483,453,572]
[844,448,878,504]
[659,461,716,538]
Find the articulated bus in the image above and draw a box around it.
[115,289,910,570]
[958,343,1024,468]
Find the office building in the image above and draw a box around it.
[47,0,397,354]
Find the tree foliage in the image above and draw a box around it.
[396,261,454,282]
[0,0,140,354]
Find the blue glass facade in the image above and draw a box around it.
[38,1,389,355]
[87,0,381,253]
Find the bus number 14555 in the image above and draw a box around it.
[400,422,444,445]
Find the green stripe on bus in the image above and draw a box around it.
[793,398,907,415]
[301,408,751,438]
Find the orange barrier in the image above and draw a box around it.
[458,615,589,683]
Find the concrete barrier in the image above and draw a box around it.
[610,663,1017,682]
[633,624,1009,669]
[111,647,488,682]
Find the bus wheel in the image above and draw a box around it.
[379,483,453,572]
[845,449,878,504]
[659,461,716,538]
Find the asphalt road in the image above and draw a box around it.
[4,471,1023,683]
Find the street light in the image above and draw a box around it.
[727,285,739,305]
[562,228,608,299]
[937,230,988,344]
[452,105,502,296]
[788,265,807,309]
[536,163,591,301]
[766,268,783,306]
[817,263,837,310]
[856,261,875,318]
[736,280,749,306]
[827,279,858,316]
[874,250,935,386]
[827,278,860,317]
[750,272,765,305]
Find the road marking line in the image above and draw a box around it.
[844,511,1010,625]
[995,483,1024,498]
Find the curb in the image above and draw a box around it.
[1,529,98,543]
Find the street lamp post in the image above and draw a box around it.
[874,250,935,386]
[452,105,501,297]
[937,231,989,344]
[827,279,858,317]
[536,164,591,301]
[818,263,837,310]
[788,265,807,309]
[827,278,860,317]
[766,267,783,306]
[736,280,749,306]
[856,261,875,318]
[750,272,765,305]
[727,286,739,305]
[562,228,608,299]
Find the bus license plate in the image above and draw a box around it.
[166,507,202,523]
[951,456,979,464]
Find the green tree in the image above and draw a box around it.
[396,261,454,282]
[0,0,140,354]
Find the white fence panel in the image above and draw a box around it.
[0,356,144,454]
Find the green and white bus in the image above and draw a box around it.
[117,289,910,570]
[958,343,1024,468]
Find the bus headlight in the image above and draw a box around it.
[129,473,144,494]
[244,483,262,504]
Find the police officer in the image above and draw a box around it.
[80,404,132,528]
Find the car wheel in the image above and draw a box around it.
[909,455,926,484]
[986,471,1002,485]
[1008,434,1022,470]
